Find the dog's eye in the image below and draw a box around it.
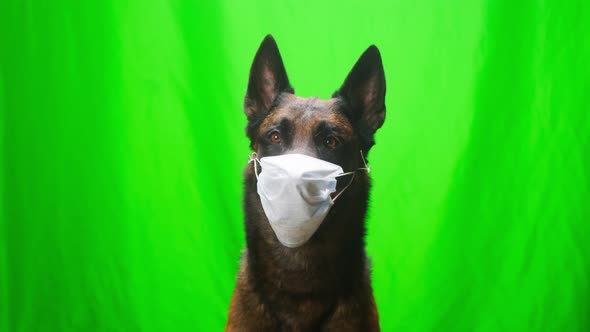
[269,131,282,144]
[324,136,339,149]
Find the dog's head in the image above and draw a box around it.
[244,35,386,172]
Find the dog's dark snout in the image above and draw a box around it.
[285,148,318,159]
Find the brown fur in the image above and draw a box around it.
[227,35,386,331]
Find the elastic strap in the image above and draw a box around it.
[248,152,260,180]
[360,149,370,173]
[332,171,356,202]
[332,150,371,202]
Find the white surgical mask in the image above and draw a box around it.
[249,151,370,248]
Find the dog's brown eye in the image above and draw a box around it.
[269,131,282,144]
[324,136,339,149]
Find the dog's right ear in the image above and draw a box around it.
[334,45,386,152]
[244,35,293,119]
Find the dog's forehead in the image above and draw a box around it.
[265,95,347,123]
[283,95,335,115]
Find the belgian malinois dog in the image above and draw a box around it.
[226,35,386,331]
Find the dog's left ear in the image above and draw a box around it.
[335,46,386,149]
[245,35,293,119]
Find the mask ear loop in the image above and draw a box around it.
[249,152,261,180]
[360,149,370,173]
[332,172,356,202]
[332,150,371,202]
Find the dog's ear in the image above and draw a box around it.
[245,35,293,119]
[335,45,386,149]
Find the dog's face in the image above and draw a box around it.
[244,35,386,171]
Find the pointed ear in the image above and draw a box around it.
[335,45,386,144]
[244,35,293,118]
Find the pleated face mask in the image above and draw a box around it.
[249,152,369,248]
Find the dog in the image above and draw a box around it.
[226,34,386,332]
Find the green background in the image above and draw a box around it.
[1,0,589,331]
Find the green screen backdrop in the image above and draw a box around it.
[1,0,589,331]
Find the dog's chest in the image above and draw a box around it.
[268,295,334,332]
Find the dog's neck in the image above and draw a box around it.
[242,163,371,296]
